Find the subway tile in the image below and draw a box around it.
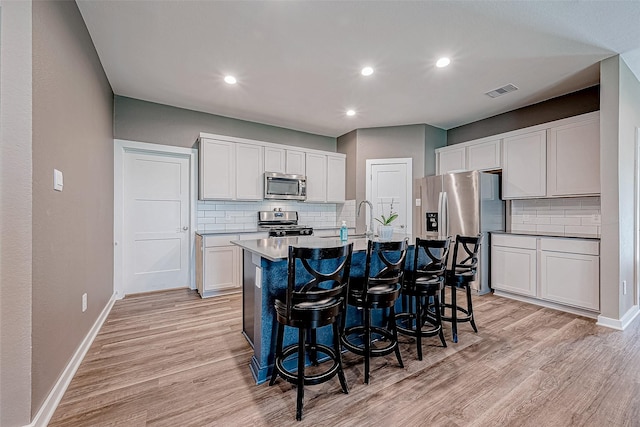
[204,224,225,232]
[565,209,599,216]
[581,215,601,226]
[548,217,581,226]
[205,210,224,218]
[534,210,564,217]
[511,223,537,232]
[511,214,524,224]
[531,217,551,225]
[565,225,599,235]
[536,224,565,234]
[198,217,218,224]
[215,217,235,224]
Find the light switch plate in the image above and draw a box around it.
[415,198,421,207]
[54,169,64,192]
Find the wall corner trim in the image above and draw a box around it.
[596,305,640,330]
[28,292,117,427]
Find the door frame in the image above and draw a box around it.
[635,127,640,307]
[114,139,198,299]
[365,158,413,235]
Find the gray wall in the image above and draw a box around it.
[447,86,600,145]
[0,1,33,425]
[424,125,447,176]
[32,0,114,416]
[599,56,640,321]
[337,130,358,200]
[115,96,336,151]
[337,124,441,233]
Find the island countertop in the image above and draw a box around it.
[231,233,417,261]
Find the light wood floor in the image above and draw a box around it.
[50,288,640,426]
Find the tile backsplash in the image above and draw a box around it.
[510,197,601,237]
[197,200,357,233]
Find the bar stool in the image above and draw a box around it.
[441,234,482,343]
[341,239,408,384]
[396,237,450,360]
[269,243,353,421]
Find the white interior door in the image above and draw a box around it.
[366,158,412,235]
[123,151,190,295]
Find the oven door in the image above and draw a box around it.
[264,172,306,200]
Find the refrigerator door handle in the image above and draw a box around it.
[442,191,449,239]
[437,191,444,239]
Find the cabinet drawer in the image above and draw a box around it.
[540,238,599,256]
[492,234,537,249]
[203,235,239,247]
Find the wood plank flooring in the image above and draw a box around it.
[49,288,640,426]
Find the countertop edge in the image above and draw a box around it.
[490,231,600,240]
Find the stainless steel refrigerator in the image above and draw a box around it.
[415,171,504,294]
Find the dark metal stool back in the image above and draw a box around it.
[396,237,450,360]
[341,239,408,384]
[270,243,353,421]
[441,234,482,343]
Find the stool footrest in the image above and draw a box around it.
[440,303,473,323]
[395,312,442,337]
[341,325,398,357]
[275,343,341,386]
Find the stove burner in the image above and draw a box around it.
[257,210,313,237]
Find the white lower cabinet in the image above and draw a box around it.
[491,233,600,313]
[539,238,600,311]
[491,235,537,297]
[196,234,241,298]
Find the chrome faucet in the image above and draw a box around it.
[357,200,374,237]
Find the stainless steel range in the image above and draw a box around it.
[258,210,314,237]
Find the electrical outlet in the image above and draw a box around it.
[82,293,87,312]
[623,280,627,295]
[592,214,601,222]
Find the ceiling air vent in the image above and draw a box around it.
[485,84,518,98]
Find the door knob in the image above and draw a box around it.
[182,226,189,231]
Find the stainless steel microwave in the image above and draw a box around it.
[264,172,306,200]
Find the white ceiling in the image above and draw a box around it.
[77,1,640,138]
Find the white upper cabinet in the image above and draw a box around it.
[199,138,263,201]
[199,139,235,200]
[286,150,306,175]
[198,133,345,202]
[305,153,327,202]
[436,146,466,174]
[326,155,346,203]
[264,147,285,173]
[502,130,547,199]
[235,143,264,200]
[436,139,501,175]
[547,116,600,197]
[467,139,501,171]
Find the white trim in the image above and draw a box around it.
[113,139,197,299]
[365,158,413,235]
[197,131,345,158]
[597,305,640,330]
[29,293,117,427]
[436,111,600,152]
[635,127,640,307]
[492,290,600,319]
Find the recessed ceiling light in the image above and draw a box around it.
[224,75,237,85]
[361,66,374,76]
[346,110,356,117]
[436,57,451,68]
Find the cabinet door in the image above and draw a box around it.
[437,146,466,174]
[305,153,327,202]
[264,147,285,173]
[502,130,546,199]
[491,245,537,296]
[326,155,346,203]
[540,250,599,310]
[467,139,501,171]
[547,118,600,196]
[200,139,235,200]
[286,150,306,175]
[235,143,264,200]
[204,246,240,291]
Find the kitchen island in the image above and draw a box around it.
[232,233,416,384]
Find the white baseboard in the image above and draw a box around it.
[597,305,640,330]
[28,292,117,427]
[492,290,599,319]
